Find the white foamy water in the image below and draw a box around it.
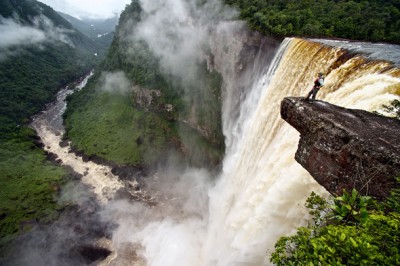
[31,73,124,204]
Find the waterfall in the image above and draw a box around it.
[101,37,400,266]
[203,38,400,265]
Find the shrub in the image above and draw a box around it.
[270,188,400,265]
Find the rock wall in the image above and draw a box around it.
[281,97,400,199]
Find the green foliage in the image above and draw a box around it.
[0,45,95,130]
[364,212,400,265]
[0,127,67,253]
[223,0,400,44]
[271,188,400,265]
[330,189,371,225]
[271,225,381,266]
[305,191,329,226]
[385,177,400,213]
[64,83,176,166]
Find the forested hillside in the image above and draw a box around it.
[0,0,99,252]
[0,0,99,129]
[64,0,225,168]
[224,0,400,43]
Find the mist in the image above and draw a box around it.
[123,0,237,85]
[0,15,74,60]
[2,180,110,266]
[0,17,45,49]
[98,71,132,94]
[33,15,75,47]
[101,167,212,266]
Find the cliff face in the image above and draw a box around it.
[281,97,400,199]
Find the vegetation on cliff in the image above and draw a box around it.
[271,187,400,265]
[224,0,400,44]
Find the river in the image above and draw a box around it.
[30,72,124,204]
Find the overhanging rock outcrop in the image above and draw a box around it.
[281,97,400,200]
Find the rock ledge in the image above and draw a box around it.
[281,97,400,199]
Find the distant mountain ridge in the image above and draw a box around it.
[58,12,118,49]
[58,12,118,37]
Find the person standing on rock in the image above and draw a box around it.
[306,72,325,101]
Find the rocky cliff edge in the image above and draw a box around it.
[281,97,400,200]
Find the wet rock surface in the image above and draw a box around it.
[74,245,112,264]
[281,97,400,199]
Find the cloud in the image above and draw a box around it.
[0,15,74,60]
[97,71,132,94]
[32,15,75,47]
[0,17,46,49]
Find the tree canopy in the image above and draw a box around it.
[224,0,400,43]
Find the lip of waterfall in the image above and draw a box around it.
[309,38,400,66]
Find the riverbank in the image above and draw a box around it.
[1,71,148,263]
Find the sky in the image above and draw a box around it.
[39,0,132,19]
